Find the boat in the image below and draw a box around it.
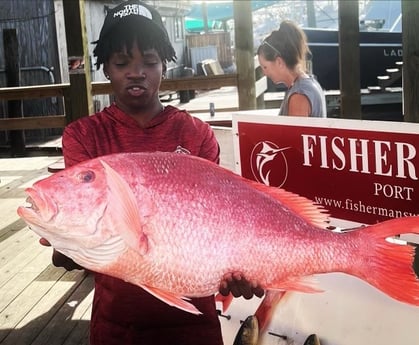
[304,28,402,90]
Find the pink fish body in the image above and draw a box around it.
[17,152,419,315]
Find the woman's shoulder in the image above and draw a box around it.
[295,75,316,86]
[292,76,323,93]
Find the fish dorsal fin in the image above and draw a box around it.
[101,160,149,255]
[246,180,330,229]
[140,284,202,315]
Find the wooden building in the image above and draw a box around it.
[0,0,63,144]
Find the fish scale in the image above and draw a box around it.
[17,151,419,317]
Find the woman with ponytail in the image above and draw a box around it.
[257,20,326,117]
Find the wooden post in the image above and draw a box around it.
[233,0,256,110]
[401,0,419,123]
[255,62,265,109]
[4,29,25,157]
[306,0,316,27]
[62,0,93,123]
[338,0,361,119]
[202,2,209,33]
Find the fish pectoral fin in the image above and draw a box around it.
[140,284,202,315]
[274,276,324,293]
[101,160,149,255]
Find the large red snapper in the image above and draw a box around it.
[17,151,419,316]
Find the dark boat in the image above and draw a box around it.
[305,28,402,90]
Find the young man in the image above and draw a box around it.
[43,1,263,344]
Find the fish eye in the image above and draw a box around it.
[78,170,95,183]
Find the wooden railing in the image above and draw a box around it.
[0,74,239,131]
[0,54,267,133]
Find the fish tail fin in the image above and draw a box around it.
[355,216,419,306]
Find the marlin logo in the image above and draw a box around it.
[174,146,191,155]
[250,141,290,187]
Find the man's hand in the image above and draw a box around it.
[219,272,264,299]
[39,238,84,271]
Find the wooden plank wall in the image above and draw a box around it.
[186,32,233,69]
[0,0,63,143]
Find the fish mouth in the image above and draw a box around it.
[17,187,58,226]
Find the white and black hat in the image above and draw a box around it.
[97,0,169,42]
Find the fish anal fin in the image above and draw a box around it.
[254,290,287,332]
[140,285,202,315]
[253,278,322,332]
[247,181,330,228]
[101,160,149,255]
[273,275,324,294]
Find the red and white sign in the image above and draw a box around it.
[232,111,419,224]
